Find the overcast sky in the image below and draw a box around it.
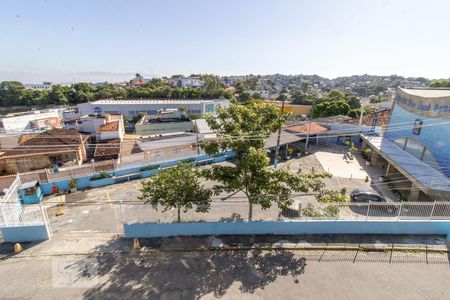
[1,0,449,83]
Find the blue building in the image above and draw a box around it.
[362,88,450,202]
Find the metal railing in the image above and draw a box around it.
[0,202,46,227]
[117,201,450,224]
[5,147,207,185]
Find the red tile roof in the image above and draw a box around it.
[286,122,329,134]
[0,128,88,158]
[97,121,119,133]
[93,139,121,158]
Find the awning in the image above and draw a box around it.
[362,135,450,193]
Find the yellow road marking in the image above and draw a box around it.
[105,191,114,208]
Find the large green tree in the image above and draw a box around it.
[138,163,212,222]
[0,81,26,106]
[200,101,330,221]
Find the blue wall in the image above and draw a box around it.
[39,151,236,195]
[1,225,50,242]
[385,104,450,177]
[124,220,450,241]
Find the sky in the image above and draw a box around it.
[1,0,450,83]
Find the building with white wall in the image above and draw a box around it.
[77,99,230,118]
[24,82,53,91]
[0,109,62,134]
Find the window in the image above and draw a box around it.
[24,187,36,196]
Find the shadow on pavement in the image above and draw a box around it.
[70,238,307,299]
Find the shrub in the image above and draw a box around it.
[295,149,303,156]
[301,204,322,218]
[316,190,348,203]
[68,179,77,189]
[140,165,160,172]
[287,148,293,156]
[301,203,340,218]
[90,171,114,181]
[324,205,340,217]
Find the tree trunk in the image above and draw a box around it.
[177,206,181,223]
[248,202,253,221]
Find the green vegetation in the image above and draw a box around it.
[90,171,114,181]
[0,76,233,107]
[430,80,450,88]
[200,101,330,221]
[311,90,361,118]
[301,203,340,218]
[140,165,160,172]
[316,190,348,203]
[68,179,78,189]
[138,163,212,222]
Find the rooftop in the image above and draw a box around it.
[362,135,450,193]
[0,128,89,158]
[400,87,450,98]
[97,121,119,133]
[93,139,121,158]
[87,99,225,105]
[286,122,329,134]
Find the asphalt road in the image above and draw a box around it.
[0,247,448,300]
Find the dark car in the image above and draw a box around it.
[349,189,398,216]
[350,189,386,202]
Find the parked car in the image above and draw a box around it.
[349,189,397,216]
[350,189,386,202]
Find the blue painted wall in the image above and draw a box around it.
[384,104,450,177]
[39,151,236,195]
[1,225,49,242]
[124,220,450,241]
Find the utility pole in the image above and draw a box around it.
[359,107,364,126]
[304,119,313,154]
[274,97,286,169]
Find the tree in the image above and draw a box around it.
[200,101,330,221]
[430,80,450,88]
[0,81,25,106]
[45,85,69,105]
[138,163,212,222]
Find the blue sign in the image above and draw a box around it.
[93,106,102,114]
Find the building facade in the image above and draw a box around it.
[362,87,450,202]
[384,88,450,177]
[77,99,229,118]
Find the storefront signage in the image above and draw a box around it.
[396,89,450,118]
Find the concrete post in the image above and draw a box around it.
[370,151,379,167]
[408,185,420,202]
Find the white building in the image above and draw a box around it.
[24,82,53,91]
[245,90,271,99]
[63,114,125,141]
[0,109,62,134]
[168,78,204,88]
[77,99,230,118]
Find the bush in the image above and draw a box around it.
[140,165,160,172]
[68,179,77,189]
[287,148,293,156]
[324,205,340,217]
[301,203,340,218]
[316,190,348,203]
[301,204,322,218]
[90,171,114,181]
[183,158,196,164]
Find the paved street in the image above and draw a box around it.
[0,235,449,300]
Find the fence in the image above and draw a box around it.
[5,147,208,185]
[0,202,47,227]
[118,201,450,225]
